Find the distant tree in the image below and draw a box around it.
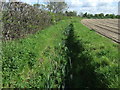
[99,13,104,18]
[47,2,68,13]
[105,14,110,18]
[33,4,40,8]
[94,14,99,18]
[46,2,53,12]
[78,12,84,17]
[65,11,68,16]
[86,14,90,18]
[82,12,119,19]
[112,14,116,19]
[65,11,77,16]
[87,14,94,18]
[116,15,120,19]
[83,12,88,17]
[105,14,116,18]
[39,4,46,11]
[33,3,47,11]
[72,11,77,16]
[109,14,115,19]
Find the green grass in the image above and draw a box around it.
[2,17,119,88]
[72,18,119,88]
[2,19,71,88]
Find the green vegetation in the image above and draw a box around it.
[82,12,120,19]
[2,19,71,88]
[2,2,52,40]
[65,18,119,88]
[46,2,68,13]
[2,2,68,40]
[2,1,119,88]
[2,17,119,88]
[65,11,77,16]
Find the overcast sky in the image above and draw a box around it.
[20,0,119,15]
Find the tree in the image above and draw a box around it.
[105,14,116,18]
[33,3,40,8]
[47,2,68,13]
[109,14,115,19]
[39,4,46,11]
[65,11,77,16]
[94,14,100,18]
[116,15,120,19]
[83,12,88,17]
[99,13,104,18]
[78,12,84,17]
[87,14,94,18]
[105,14,110,18]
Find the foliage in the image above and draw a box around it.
[2,2,69,40]
[72,18,119,88]
[33,3,46,11]
[33,3,41,8]
[2,17,119,88]
[47,2,68,13]
[2,19,71,88]
[82,12,120,19]
[2,2,53,40]
[65,11,77,16]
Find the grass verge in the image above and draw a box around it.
[2,19,71,88]
[70,18,119,88]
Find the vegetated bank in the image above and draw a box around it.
[2,2,69,88]
[2,17,119,88]
[70,18,119,88]
[2,19,72,88]
[60,19,119,88]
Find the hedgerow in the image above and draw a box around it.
[2,2,67,40]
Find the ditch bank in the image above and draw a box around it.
[63,23,117,88]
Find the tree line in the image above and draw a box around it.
[33,3,78,17]
[82,12,120,19]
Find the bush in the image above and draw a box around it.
[2,2,52,40]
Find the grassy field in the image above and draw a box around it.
[2,18,119,88]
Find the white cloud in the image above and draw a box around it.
[69,0,119,7]
[19,0,119,14]
[67,0,119,14]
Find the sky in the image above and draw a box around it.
[19,0,119,15]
